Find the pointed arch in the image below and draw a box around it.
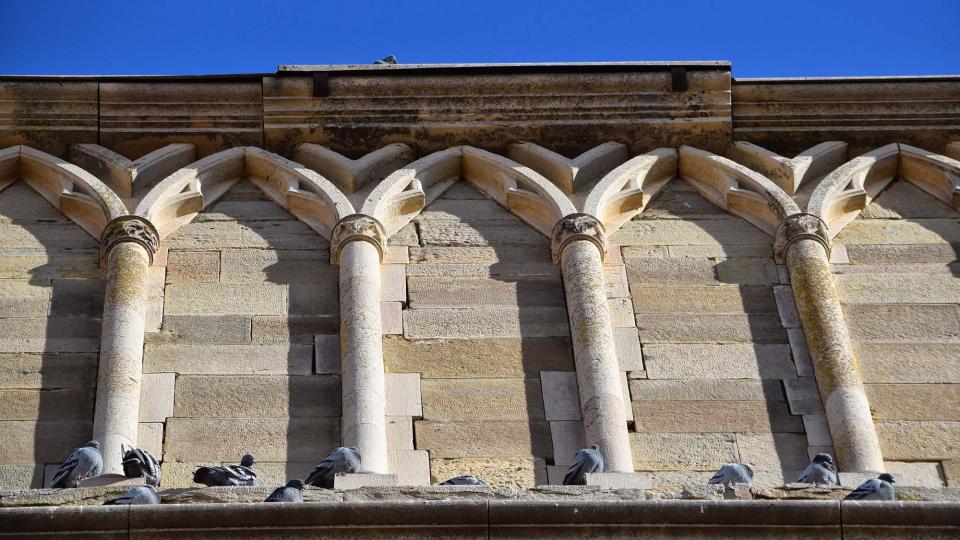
[583,148,677,233]
[726,141,848,196]
[134,147,355,240]
[69,143,197,202]
[0,145,126,238]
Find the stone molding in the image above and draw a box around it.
[551,213,607,263]
[773,213,831,263]
[331,214,387,264]
[100,215,161,262]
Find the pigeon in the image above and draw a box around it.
[103,485,160,505]
[374,55,398,65]
[265,479,305,502]
[121,446,162,487]
[844,473,896,501]
[50,441,104,488]
[305,447,362,488]
[562,445,604,485]
[797,453,838,486]
[708,463,754,487]
[192,453,258,487]
[440,475,487,486]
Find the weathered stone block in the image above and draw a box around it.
[165,251,220,283]
[836,219,960,245]
[219,249,334,284]
[383,246,408,264]
[585,472,652,489]
[418,221,547,247]
[783,378,824,415]
[0,388,93,420]
[877,421,960,460]
[0,280,49,317]
[844,243,960,264]
[773,286,801,328]
[858,344,960,384]
[845,304,960,342]
[736,433,810,471]
[633,400,803,433]
[153,315,252,344]
[196,200,296,222]
[409,246,553,265]
[174,375,341,418]
[836,273,960,304]
[167,220,326,250]
[630,432,738,471]
[0,353,97,389]
[407,262,559,278]
[314,334,340,374]
[143,343,313,375]
[883,461,945,488]
[549,420,585,466]
[382,302,403,335]
[0,464,42,489]
[288,282,339,316]
[803,415,833,447]
[861,180,960,219]
[630,285,776,314]
[334,473,399,489]
[628,379,784,402]
[388,450,430,486]
[164,417,339,462]
[608,297,636,328]
[383,336,574,378]
[540,372,581,421]
[0,223,97,249]
[407,276,563,309]
[429,457,547,489]
[138,422,164,458]
[613,327,644,371]
[642,344,796,380]
[381,264,407,303]
[0,318,100,353]
[419,199,516,222]
[0,420,93,463]
[385,373,422,417]
[252,315,339,344]
[403,308,570,339]
[787,329,814,377]
[48,279,104,317]
[713,258,780,286]
[414,420,552,458]
[165,282,288,316]
[388,222,420,246]
[612,220,771,247]
[625,257,718,284]
[865,384,960,421]
[386,416,413,451]
[666,244,774,258]
[0,249,99,280]
[604,265,629,298]
[421,378,542,421]
[139,373,175,423]
[636,314,788,344]
[943,459,960,487]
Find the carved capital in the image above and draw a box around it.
[331,214,386,264]
[774,212,831,263]
[100,216,160,263]
[551,213,607,264]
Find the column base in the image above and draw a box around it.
[585,472,652,489]
[78,474,147,488]
[334,473,399,489]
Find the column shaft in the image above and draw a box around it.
[560,240,633,472]
[339,239,389,473]
[786,239,884,472]
[92,241,151,474]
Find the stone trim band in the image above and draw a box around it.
[331,214,387,265]
[773,212,831,263]
[100,215,160,263]
[551,213,607,263]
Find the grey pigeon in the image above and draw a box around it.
[844,473,896,501]
[440,475,486,486]
[121,446,161,487]
[265,479,305,502]
[305,447,362,488]
[50,440,103,488]
[708,463,754,487]
[103,485,160,505]
[797,453,838,486]
[562,445,604,485]
[192,453,257,487]
[374,55,398,65]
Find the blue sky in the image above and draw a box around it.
[2,0,958,78]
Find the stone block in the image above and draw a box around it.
[384,336,574,378]
[314,334,340,374]
[637,313,788,344]
[334,473,399,489]
[666,244,774,258]
[628,379,784,402]
[0,223,97,249]
[630,285,777,314]
[613,328,644,371]
[0,318,100,353]
[415,420,553,458]
[844,243,960,264]
[288,282,339,316]
[154,315,252,344]
[584,472,652,489]
[165,251,220,283]
[388,222,420,246]
[152,246,169,267]
[144,297,164,333]
[715,258,780,285]
[0,250,99,280]
[388,450,430,486]
[877,421,960,460]
[164,417,339,462]
[883,461,945,488]
[803,415,833,447]
[139,373,175,423]
[736,433,810,471]
[219,249,334,283]
[385,372,422,417]
[0,352,97,389]
[48,279,104,317]
[406,262,559,278]
[540,372,581,421]
[861,179,960,219]
[0,464,42,489]
[630,432,738,471]
[633,400,803,433]
[382,302,403,335]
[429,457,547,489]
[138,422,163,458]
[0,388,94,420]
[625,257,718,285]
[845,304,960,342]
[545,464,568,485]
[621,372,633,422]
[642,343,796,380]
[608,297,636,328]
[421,378,542,421]
[164,282,288,316]
[619,246,668,258]
[783,378,824,415]
[773,286,801,328]
[865,384,960,421]
[174,375,340,418]
[836,273,960,304]
[838,472,905,488]
[418,221,548,247]
[835,219,960,245]
[403,308,570,339]
[407,276,564,309]
[613,220,771,247]
[381,264,407,303]
[167,220,326,250]
[383,246,409,264]
[419,199,516,221]
[387,416,413,451]
[808,446,836,461]
[787,329,814,377]
[197,200,296,222]
[549,420,585,466]
[604,265,629,298]
[648,471,715,491]
[0,280,49,317]
[0,420,93,463]
[143,343,313,375]
[409,246,553,265]
[252,315,339,344]
[943,459,960,487]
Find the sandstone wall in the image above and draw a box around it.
[834,180,960,488]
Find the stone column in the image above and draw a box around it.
[93,216,159,474]
[553,214,634,473]
[775,213,885,472]
[332,215,389,474]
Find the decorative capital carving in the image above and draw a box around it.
[774,212,831,263]
[331,214,386,264]
[551,213,607,263]
[100,216,160,262]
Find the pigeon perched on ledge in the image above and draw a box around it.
[121,446,161,487]
[374,55,398,65]
[50,441,103,488]
[845,473,896,501]
[440,475,487,486]
[193,453,257,487]
[265,479,305,502]
[708,463,754,487]
[797,453,838,486]
[305,447,362,488]
[104,485,160,505]
[562,445,604,485]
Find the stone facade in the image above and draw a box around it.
[0,63,958,502]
